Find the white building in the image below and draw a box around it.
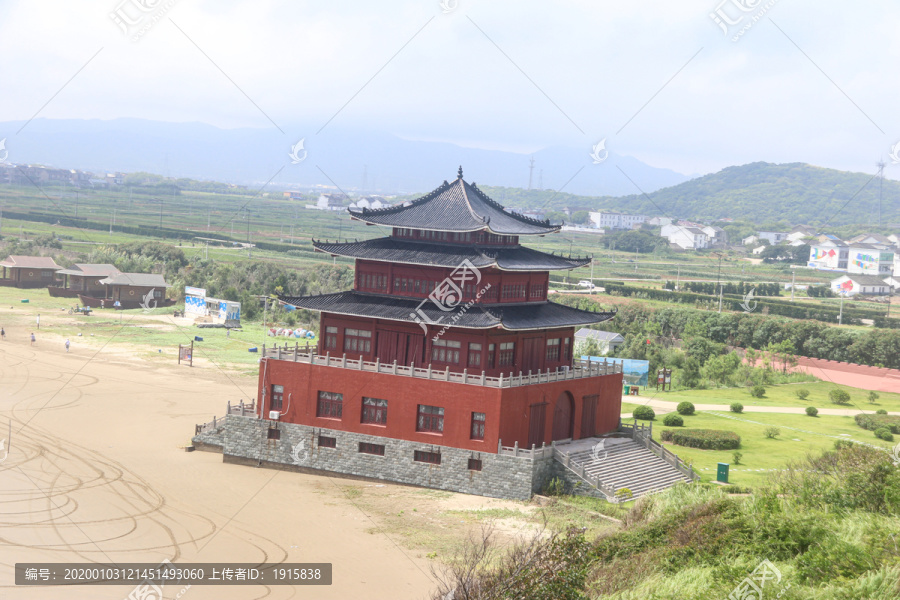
[575,328,625,355]
[808,240,849,271]
[647,216,672,227]
[701,225,727,246]
[758,231,788,245]
[310,193,347,211]
[831,274,891,296]
[662,225,709,250]
[742,235,759,246]
[589,212,647,231]
[847,243,895,275]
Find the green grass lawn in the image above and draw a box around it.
[0,287,313,377]
[658,381,900,413]
[646,409,896,488]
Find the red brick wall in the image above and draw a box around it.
[257,358,623,452]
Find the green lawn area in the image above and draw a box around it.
[647,409,895,488]
[0,287,312,377]
[658,381,900,413]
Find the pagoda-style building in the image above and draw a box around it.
[256,167,623,457]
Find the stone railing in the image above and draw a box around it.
[496,440,554,459]
[195,400,256,435]
[260,343,621,388]
[627,419,700,482]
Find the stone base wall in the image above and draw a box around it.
[192,426,225,451]
[218,415,554,500]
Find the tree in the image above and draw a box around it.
[573,337,602,359]
[867,391,880,404]
[766,340,797,375]
[680,357,701,389]
[570,210,590,225]
[829,389,851,405]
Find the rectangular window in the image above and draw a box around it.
[154,289,164,299]
[431,339,461,364]
[318,435,337,448]
[417,404,444,433]
[358,442,385,456]
[344,328,372,353]
[361,397,388,425]
[270,384,284,411]
[499,342,515,366]
[316,391,343,419]
[488,343,496,369]
[414,450,441,465]
[324,326,338,350]
[41,270,53,279]
[470,412,486,440]
[563,337,571,361]
[468,458,483,471]
[468,343,482,367]
[530,281,546,299]
[267,427,281,440]
[546,338,560,362]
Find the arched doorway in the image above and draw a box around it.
[552,392,574,441]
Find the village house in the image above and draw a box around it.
[76,273,173,309]
[49,264,121,298]
[0,255,63,288]
[574,328,625,355]
[831,274,891,296]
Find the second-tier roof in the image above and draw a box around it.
[313,238,590,271]
[280,291,616,331]
[348,169,559,235]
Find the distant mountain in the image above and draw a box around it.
[0,118,687,196]
[481,162,900,227]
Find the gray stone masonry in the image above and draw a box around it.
[218,415,554,501]
[192,426,225,452]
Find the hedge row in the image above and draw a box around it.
[660,428,742,450]
[603,283,875,324]
[854,413,900,435]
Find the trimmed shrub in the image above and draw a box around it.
[676,401,695,416]
[663,413,684,427]
[764,426,780,439]
[633,406,656,421]
[876,409,888,415]
[829,389,851,405]
[730,402,744,414]
[868,391,880,404]
[855,413,900,434]
[732,451,742,465]
[796,388,810,400]
[874,427,894,442]
[750,385,766,398]
[805,406,818,417]
[660,428,741,450]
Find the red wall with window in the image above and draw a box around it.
[353,261,549,303]
[317,313,575,376]
[257,358,622,451]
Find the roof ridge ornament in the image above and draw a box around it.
[457,166,463,179]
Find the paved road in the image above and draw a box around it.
[636,397,898,417]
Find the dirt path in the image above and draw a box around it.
[0,336,436,599]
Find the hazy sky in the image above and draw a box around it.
[2,0,899,178]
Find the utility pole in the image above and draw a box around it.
[528,156,535,190]
[207,209,210,231]
[838,292,844,325]
[676,265,680,290]
[790,269,795,302]
[589,257,594,295]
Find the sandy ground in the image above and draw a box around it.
[0,332,451,600]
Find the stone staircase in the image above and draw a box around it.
[554,424,697,500]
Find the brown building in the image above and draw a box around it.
[0,256,63,288]
[79,273,173,309]
[49,264,122,298]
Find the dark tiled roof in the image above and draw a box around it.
[57,263,121,277]
[279,291,615,330]
[99,273,171,287]
[313,238,590,271]
[0,255,62,269]
[348,175,559,235]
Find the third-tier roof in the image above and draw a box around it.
[348,168,559,235]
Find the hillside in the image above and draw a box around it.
[480,162,900,227]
